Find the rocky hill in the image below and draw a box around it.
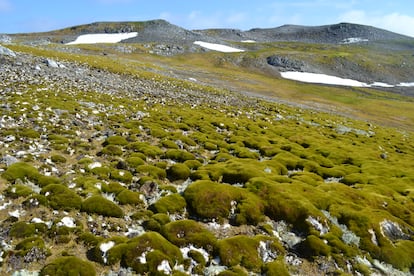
[0,20,414,275]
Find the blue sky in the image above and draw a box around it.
[1,0,414,37]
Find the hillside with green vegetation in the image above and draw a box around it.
[0,21,414,275]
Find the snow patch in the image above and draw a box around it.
[180,245,210,262]
[66,32,138,45]
[280,71,369,87]
[397,82,414,87]
[341,37,369,44]
[281,71,414,88]
[8,209,21,218]
[88,162,102,170]
[241,40,256,43]
[194,41,244,53]
[157,260,172,274]
[59,216,76,228]
[100,241,115,264]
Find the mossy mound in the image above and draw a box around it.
[150,193,186,214]
[40,184,82,211]
[167,163,191,181]
[2,162,40,183]
[4,184,33,198]
[40,256,96,276]
[184,180,265,225]
[165,149,196,162]
[217,235,283,272]
[81,195,124,217]
[161,220,217,251]
[115,189,143,205]
[123,231,183,274]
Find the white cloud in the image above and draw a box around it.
[339,10,414,37]
[0,0,11,12]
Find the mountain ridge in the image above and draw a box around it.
[8,19,414,45]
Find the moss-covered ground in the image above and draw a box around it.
[0,41,413,275]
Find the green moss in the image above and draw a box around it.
[116,189,143,205]
[105,135,128,146]
[143,218,162,231]
[101,181,125,194]
[152,213,171,225]
[150,194,186,214]
[106,243,129,265]
[81,195,124,217]
[5,184,33,198]
[184,180,265,225]
[184,159,202,170]
[110,169,133,183]
[128,141,163,157]
[101,144,123,156]
[18,128,41,139]
[167,163,191,181]
[9,222,37,238]
[165,149,196,162]
[263,259,290,276]
[161,139,180,149]
[126,156,146,167]
[41,184,82,210]
[162,220,216,251]
[50,154,67,164]
[137,164,166,179]
[123,232,183,274]
[40,256,96,276]
[15,237,50,256]
[2,162,40,183]
[78,232,104,247]
[217,236,265,271]
[297,235,331,259]
[37,175,61,187]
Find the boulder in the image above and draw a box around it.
[0,45,16,57]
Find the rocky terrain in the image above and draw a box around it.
[0,20,414,275]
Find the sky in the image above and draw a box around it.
[0,0,414,37]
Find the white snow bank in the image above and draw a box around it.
[397,82,414,87]
[280,71,369,87]
[241,40,256,43]
[194,41,244,53]
[280,71,414,88]
[66,32,138,45]
[342,37,369,44]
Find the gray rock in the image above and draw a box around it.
[45,58,59,68]
[267,55,305,71]
[2,155,18,166]
[0,34,11,43]
[0,45,16,57]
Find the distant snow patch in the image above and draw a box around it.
[241,40,256,43]
[194,41,244,53]
[397,82,414,87]
[281,71,414,88]
[341,37,369,44]
[280,71,369,87]
[370,82,394,88]
[66,32,138,45]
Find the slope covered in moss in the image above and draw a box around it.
[0,39,413,275]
